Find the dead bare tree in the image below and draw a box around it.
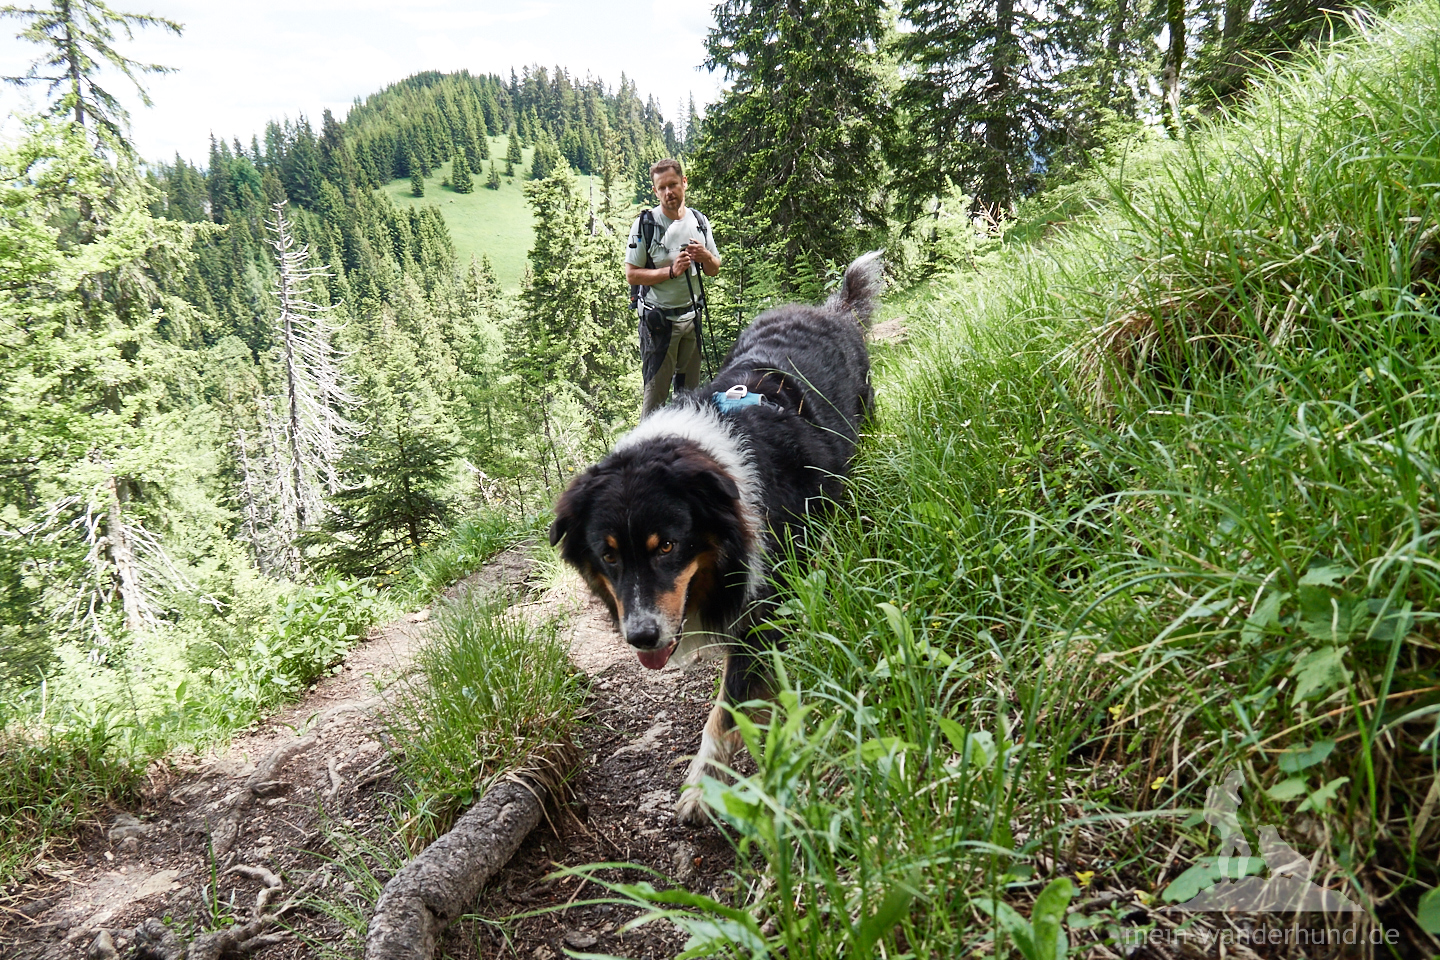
[233,417,301,578]
[25,481,209,649]
[264,202,360,541]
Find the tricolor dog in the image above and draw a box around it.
[550,252,882,823]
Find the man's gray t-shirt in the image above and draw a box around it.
[626,206,720,310]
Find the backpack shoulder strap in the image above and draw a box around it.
[692,210,710,238]
[638,207,658,269]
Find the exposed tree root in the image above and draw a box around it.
[130,875,312,960]
[208,698,383,858]
[132,915,288,960]
[365,748,576,960]
[225,863,283,914]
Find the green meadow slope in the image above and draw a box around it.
[601,3,1440,956]
[379,137,606,289]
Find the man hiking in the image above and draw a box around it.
[626,158,721,417]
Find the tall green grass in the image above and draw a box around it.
[607,4,1440,956]
[385,592,585,848]
[403,509,544,602]
[0,695,144,881]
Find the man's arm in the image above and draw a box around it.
[626,262,677,287]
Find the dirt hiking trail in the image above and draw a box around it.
[2,545,738,960]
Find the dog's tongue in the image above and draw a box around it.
[636,642,676,671]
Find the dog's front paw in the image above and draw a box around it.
[674,785,709,825]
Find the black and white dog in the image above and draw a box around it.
[550,252,882,822]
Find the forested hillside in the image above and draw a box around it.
[0,55,681,825]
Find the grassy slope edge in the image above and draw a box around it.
[0,511,538,885]
[602,4,1440,957]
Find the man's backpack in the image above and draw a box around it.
[629,207,710,310]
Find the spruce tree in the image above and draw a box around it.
[1,0,182,149]
[684,95,701,150]
[694,0,891,284]
[410,166,424,196]
[307,320,457,576]
[486,159,501,190]
[505,128,522,176]
[598,122,625,230]
[529,132,560,180]
[451,147,474,193]
[305,409,457,578]
[281,115,323,207]
[0,120,210,646]
[892,0,1071,219]
[518,167,634,423]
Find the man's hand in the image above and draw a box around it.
[624,242,722,287]
[671,245,695,276]
[681,240,721,277]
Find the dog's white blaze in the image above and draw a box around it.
[613,403,767,601]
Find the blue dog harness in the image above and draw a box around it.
[711,384,776,414]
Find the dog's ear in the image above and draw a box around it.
[550,468,601,548]
[684,462,740,506]
[672,454,743,531]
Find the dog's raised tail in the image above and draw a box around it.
[826,250,885,328]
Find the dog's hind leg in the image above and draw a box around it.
[675,650,764,825]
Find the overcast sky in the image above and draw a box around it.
[0,0,725,165]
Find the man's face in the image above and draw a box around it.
[653,169,687,215]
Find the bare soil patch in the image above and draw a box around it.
[1,545,737,959]
[439,585,741,960]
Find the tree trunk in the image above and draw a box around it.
[235,428,269,576]
[1106,0,1131,106]
[981,0,1018,217]
[283,319,307,528]
[62,1,83,128]
[1220,0,1249,87]
[105,475,146,635]
[1163,0,1186,137]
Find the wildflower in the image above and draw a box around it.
[1075,871,1095,887]
[1108,704,1124,719]
[1151,776,1166,790]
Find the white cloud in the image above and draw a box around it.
[0,0,724,163]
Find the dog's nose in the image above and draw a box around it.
[626,619,661,649]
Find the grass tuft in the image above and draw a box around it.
[404,509,542,602]
[0,696,144,881]
[385,591,585,848]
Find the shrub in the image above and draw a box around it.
[217,576,383,713]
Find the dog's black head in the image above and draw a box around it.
[550,437,753,669]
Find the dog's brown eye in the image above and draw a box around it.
[602,550,618,565]
[659,541,674,554]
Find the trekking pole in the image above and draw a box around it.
[685,267,716,382]
[694,266,720,382]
